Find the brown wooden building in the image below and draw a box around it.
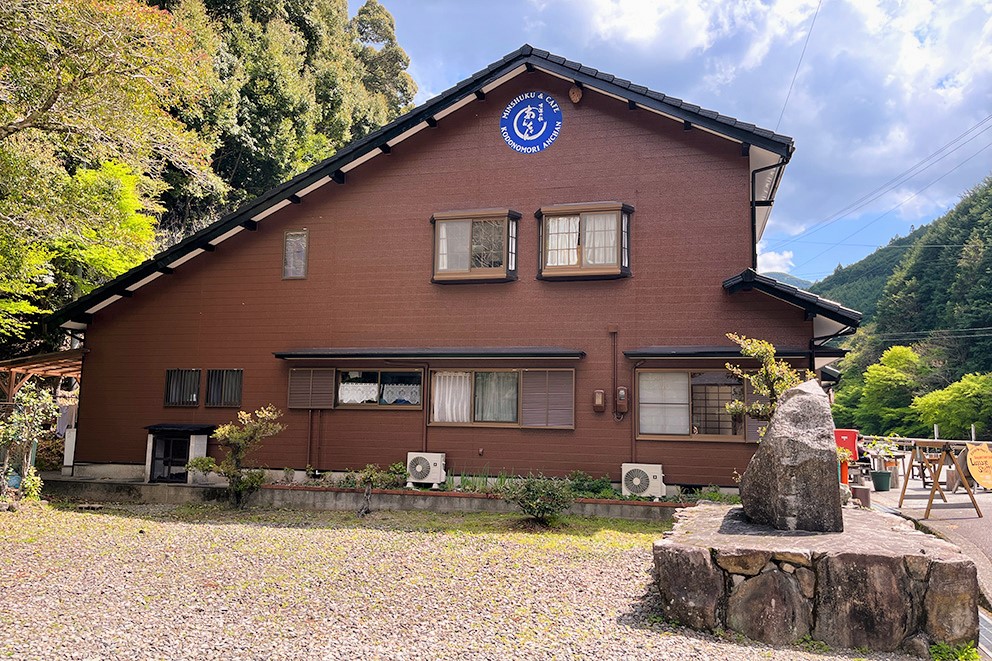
[51,46,860,487]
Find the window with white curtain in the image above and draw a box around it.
[337,370,423,408]
[474,371,518,423]
[538,203,632,277]
[637,370,745,438]
[433,210,520,282]
[431,371,472,422]
[430,369,574,428]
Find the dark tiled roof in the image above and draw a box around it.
[722,269,863,328]
[273,347,586,360]
[51,44,793,328]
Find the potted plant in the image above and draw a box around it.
[865,439,897,492]
[836,446,854,485]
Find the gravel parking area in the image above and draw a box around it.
[0,503,912,660]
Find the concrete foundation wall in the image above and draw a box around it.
[41,477,684,521]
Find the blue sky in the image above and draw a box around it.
[351,0,992,283]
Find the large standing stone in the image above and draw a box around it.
[727,570,812,645]
[740,380,843,532]
[813,553,915,651]
[925,559,979,646]
[653,540,725,630]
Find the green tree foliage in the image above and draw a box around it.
[0,0,221,341]
[155,0,417,238]
[912,373,992,439]
[0,381,59,498]
[724,333,813,422]
[849,346,929,437]
[809,225,928,322]
[187,404,284,507]
[873,176,992,376]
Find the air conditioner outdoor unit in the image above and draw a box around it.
[406,452,446,489]
[621,463,666,500]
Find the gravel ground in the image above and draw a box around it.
[0,502,913,660]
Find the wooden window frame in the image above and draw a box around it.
[536,202,633,280]
[635,369,746,442]
[283,229,308,280]
[335,368,424,411]
[205,369,243,408]
[431,209,520,284]
[164,368,201,408]
[428,368,575,430]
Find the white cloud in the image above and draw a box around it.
[757,243,795,273]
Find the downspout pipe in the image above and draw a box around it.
[750,160,789,270]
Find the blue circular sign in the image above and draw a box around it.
[499,91,563,154]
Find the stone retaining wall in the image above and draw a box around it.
[41,477,685,521]
[654,504,978,657]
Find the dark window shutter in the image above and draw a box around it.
[521,370,574,428]
[547,370,574,428]
[288,369,334,409]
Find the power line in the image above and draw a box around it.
[775,0,822,132]
[789,138,992,271]
[766,112,992,250]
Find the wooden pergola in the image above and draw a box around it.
[0,348,85,404]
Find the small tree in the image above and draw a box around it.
[724,333,814,425]
[501,475,575,525]
[187,405,285,507]
[0,381,59,499]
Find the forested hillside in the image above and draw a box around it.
[827,176,992,437]
[0,0,415,356]
[809,225,928,321]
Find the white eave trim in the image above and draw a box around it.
[252,199,291,221]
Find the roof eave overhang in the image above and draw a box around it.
[623,346,846,360]
[723,269,862,332]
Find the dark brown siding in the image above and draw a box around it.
[75,73,811,485]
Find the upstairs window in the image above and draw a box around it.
[537,202,632,279]
[164,369,200,407]
[432,209,519,283]
[206,369,243,408]
[283,229,308,279]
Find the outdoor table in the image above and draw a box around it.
[898,440,982,519]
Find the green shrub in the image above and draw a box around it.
[567,470,617,498]
[21,466,43,500]
[930,641,980,661]
[501,474,574,524]
[186,405,285,507]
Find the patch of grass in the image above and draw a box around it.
[930,641,980,661]
[795,634,830,654]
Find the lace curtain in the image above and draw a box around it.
[545,215,579,266]
[474,371,518,423]
[432,371,471,422]
[582,212,617,266]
